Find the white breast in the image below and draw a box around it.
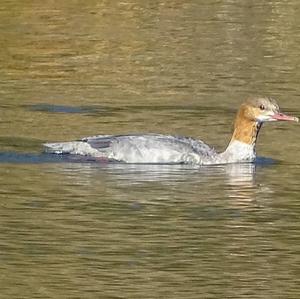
[217,140,256,163]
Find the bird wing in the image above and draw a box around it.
[82,134,216,163]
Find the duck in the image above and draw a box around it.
[43,96,298,165]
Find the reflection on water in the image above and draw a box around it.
[0,150,263,204]
[1,159,300,298]
[1,0,300,298]
[0,150,258,190]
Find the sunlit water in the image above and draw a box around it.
[1,1,300,298]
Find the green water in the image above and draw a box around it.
[1,1,300,298]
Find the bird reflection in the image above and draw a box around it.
[223,163,257,202]
[53,158,263,203]
[0,151,274,204]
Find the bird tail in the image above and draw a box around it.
[43,142,80,154]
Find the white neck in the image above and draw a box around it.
[217,140,256,164]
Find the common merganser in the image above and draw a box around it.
[44,97,298,164]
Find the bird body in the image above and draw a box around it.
[44,97,298,165]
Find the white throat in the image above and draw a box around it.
[217,140,256,164]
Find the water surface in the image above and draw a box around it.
[1,1,300,298]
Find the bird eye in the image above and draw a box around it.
[259,104,265,110]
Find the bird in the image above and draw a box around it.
[43,96,298,165]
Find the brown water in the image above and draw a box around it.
[1,1,300,298]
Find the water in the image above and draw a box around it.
[1,1,300,298]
